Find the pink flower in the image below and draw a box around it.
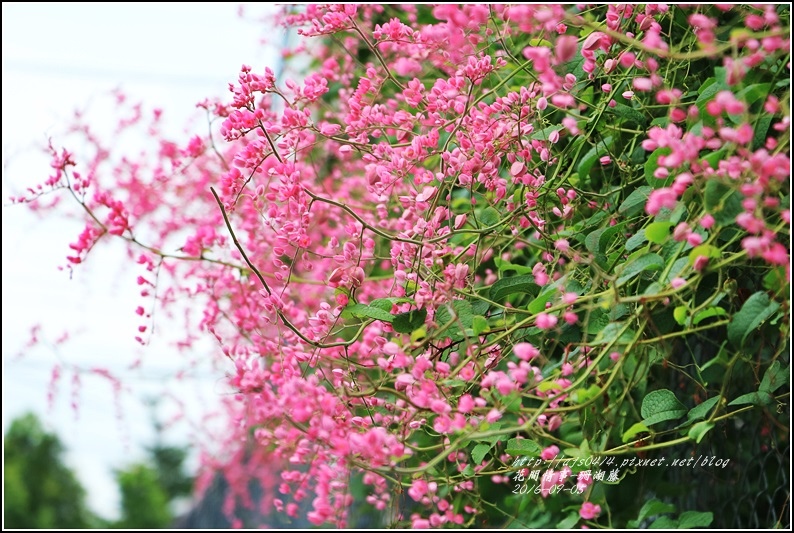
[742,235,769,258]
[580,502,602,520]
[687,232,703,246]
[633,77,653,91]
[485,408,502,423]
[645,188,678,216]
[736,212,765,234]
[412,518,431,529]
[577,471,594,492]
[762,242,789,265]
[430,398,452,415]
[540,469,560,498]
[458,394,474,413]
[535,312,558,330]
[582,31,606,51]
[693,255,710,271]
[514,342,540,361]
[556,35,579,63]
[555,238,570,252]
[540,445,560,461]
[408,480,428,501]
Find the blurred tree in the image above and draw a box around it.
[3,412,101,528]
[147,444,193,501]
[112,399,194,528]
[113,464,171,528]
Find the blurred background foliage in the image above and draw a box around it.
[4,411,192,529]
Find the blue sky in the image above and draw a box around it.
[2,3,280,518]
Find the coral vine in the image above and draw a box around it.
[13,4,790,529]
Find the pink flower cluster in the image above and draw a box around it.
[14,3,789,528]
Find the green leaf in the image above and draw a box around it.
[593,322,635,345]
[641,389,687,426]
[663,257,690,283]
[628,499,677,527]
[530,125,563,141]
[470,298,490,316]
[577,136,614,178]
[696,72,728,116]
[585,227,608,254]
[369,298,395,312]
[586,308,610,335]
[763,266,789,294]
[726,292,780,347]
[673,306,688,325]
[645,221,673,244]
[527,287,558,314]
[645,147,674,187]
[392,309,427,333]
[703,180,743,226]
[344,303,394,322]
[472,315,489,335]
[728,391,774,407]
[616,253,664,286]
[656,199,686,225]
[475,422,503,445]
[759,360,788,394]
[480,206,501,227]
[462,464,475,478]
[572,385,601,404]
[609,102,647,127]
[505,438,542,457]
[562,446,582,458]
[557,513,580,530]
[687,396,720,422]
[688,421,714,443]
[436,300,474,330]
[753,114,773,150]
[649,516,679,529]
[494,257,533,275]
[625,231,648,251]
[635,499,676,525]
[590,222,626,254]
[490,275,540,302]
[701,147,727,171]
[678,511,713,529]
[734,83,770,111]
[609,303,631,321]
[701,343,730,372]
[688,244,721,267]
[471,443,492,464]
[503,392,523,413]
[692,307,728,326]
[622,422,650,443]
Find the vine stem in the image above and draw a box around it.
[210,186,365,349]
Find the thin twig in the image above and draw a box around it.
[211,186,272,295]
